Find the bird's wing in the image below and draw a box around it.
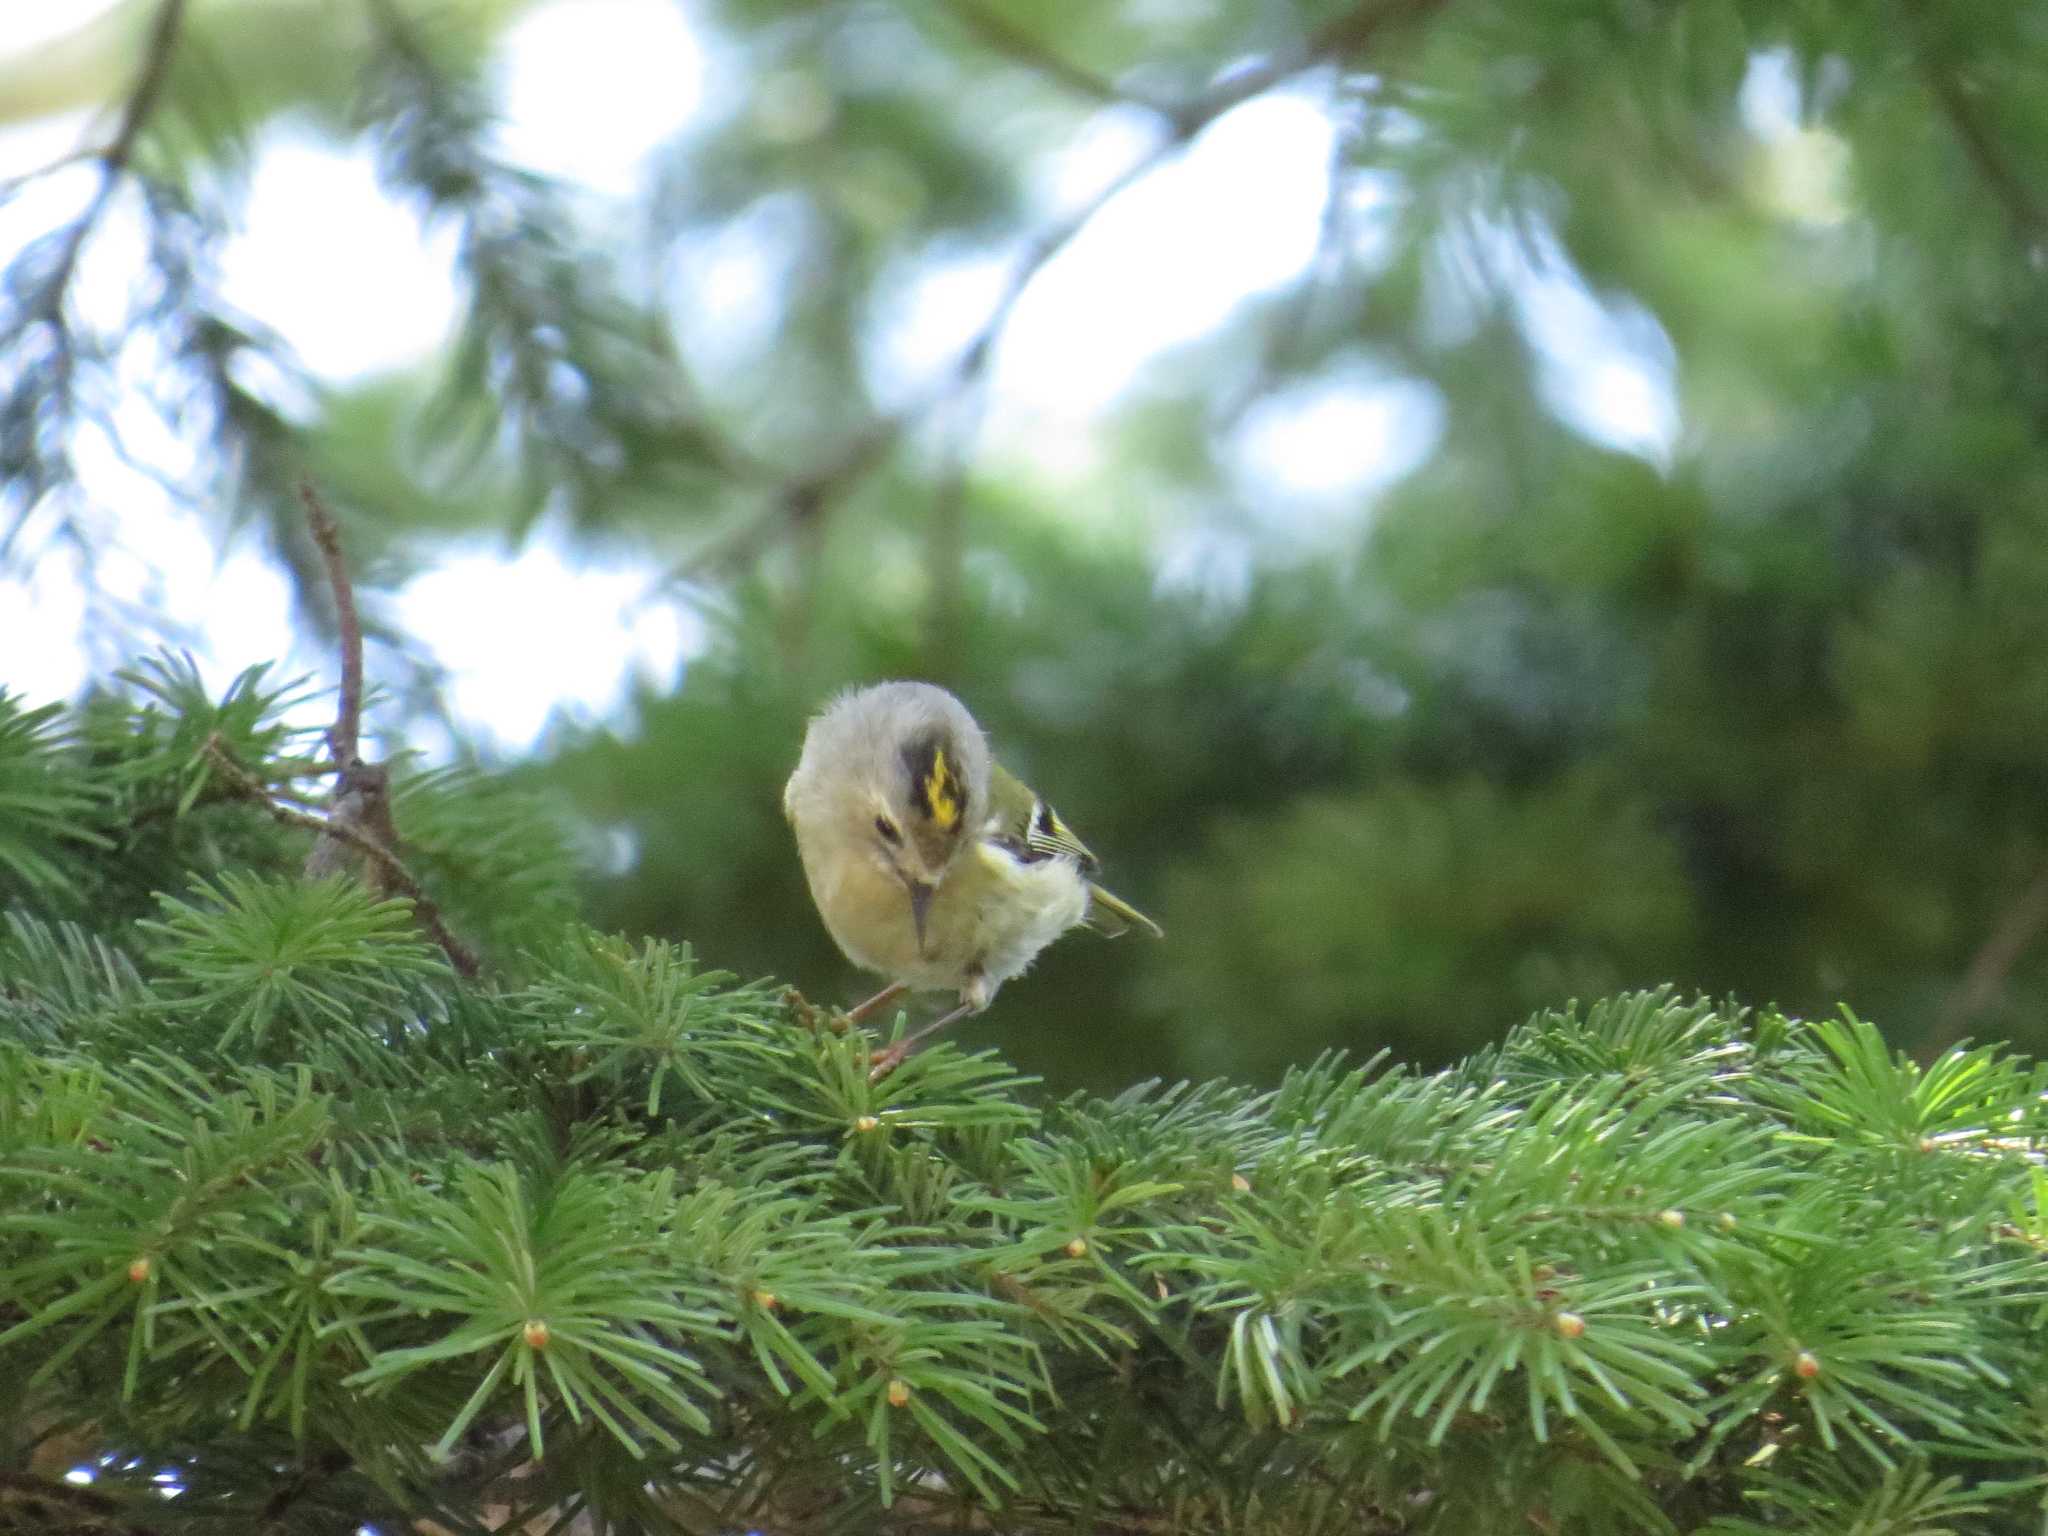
[986,761,1164,938]
[1082,882,1164,940]
[988,760,1099,872]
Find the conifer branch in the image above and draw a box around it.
[286,483,466,970]
[202,734,481,977]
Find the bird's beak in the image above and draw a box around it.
[906,880,936,952]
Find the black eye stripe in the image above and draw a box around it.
[874,817,902,845]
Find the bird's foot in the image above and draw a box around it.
[865,1000,977,1081]
[781,986,840,1033]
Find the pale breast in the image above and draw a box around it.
[794,802,1092,1000]
[939,841,1090,993]
[798,833,961,990]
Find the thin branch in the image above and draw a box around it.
[657,0,1448,591]
[299,479,365,768]
[960,140,1165,373]
[1920,61,2048,248]
[941,0,1174,115]
[272,482,481,975]
[103,0,189,179]
[659,127,1179,590]
[1931,858,2048,1053]
[1166,0,1449,137]
[32,0,189,324]
[0,145,98,199]
[1904,0,2048,251]
[205,737,483,978]
[663,416,902,585]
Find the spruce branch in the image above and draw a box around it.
[201,735,480,979]
[0,0,191,561]
[6,946,2048,1530]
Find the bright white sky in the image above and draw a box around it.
[0,0,1691,751]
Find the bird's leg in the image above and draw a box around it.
[867,1001,976,1080]
[841,980,909,1028]
[868,973,989,1080]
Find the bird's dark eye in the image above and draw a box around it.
[874,816,902,845]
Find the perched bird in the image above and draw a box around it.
[783,681,1161,1068]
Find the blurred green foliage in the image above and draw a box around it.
[7,0,2048,1088]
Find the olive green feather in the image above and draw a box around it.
[989,762,1163,939]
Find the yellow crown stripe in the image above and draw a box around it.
[924,748,963,829]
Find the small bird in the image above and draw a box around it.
[783,681,1161,1069]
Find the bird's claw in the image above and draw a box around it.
[780,987,850,1034]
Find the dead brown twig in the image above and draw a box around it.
[201,482,483,979]
[302,480,366,768]
[205,737,480,978]
[296,481,405,891]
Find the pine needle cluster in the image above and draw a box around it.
[2,665,2046,1535]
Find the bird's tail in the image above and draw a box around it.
[1084,883,1164,939]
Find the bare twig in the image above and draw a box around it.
[1900,0,2047,252]
[196,482,485,978]
[205,737,482,978]
[941,0,1173,115]
[299,479,365,768]
[296,485,402,893]
[671,416,905,585]
[0,1467,166,1533]
[1931,859,2048,1054]
[658,0,1448,592]
[31,0,189,325]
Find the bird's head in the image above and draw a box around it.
[792,682,990,949]
[870,728,977,943]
